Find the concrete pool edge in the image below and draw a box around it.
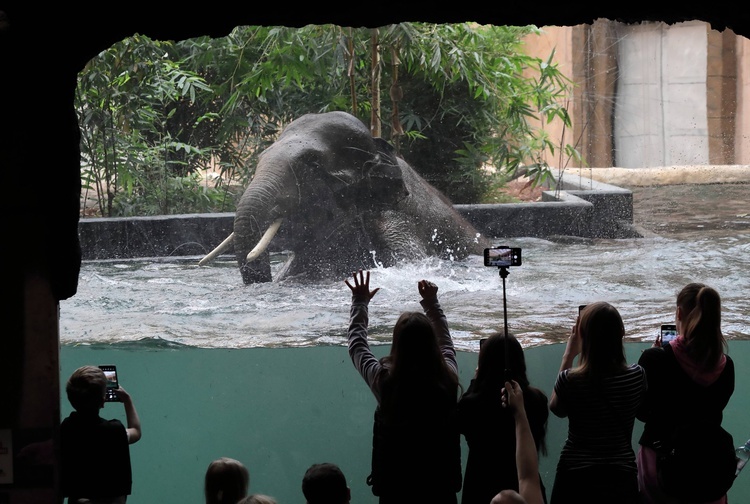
[78,173,640,261]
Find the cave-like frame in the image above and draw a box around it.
[1,5,746,501]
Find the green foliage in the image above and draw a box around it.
[77,23,580,214]
[77,34,231,216]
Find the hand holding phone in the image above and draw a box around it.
[660,324,677,345]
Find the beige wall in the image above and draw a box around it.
[521,21,750,168]
[521,26,575,169]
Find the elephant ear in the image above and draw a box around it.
[362,137,407,207]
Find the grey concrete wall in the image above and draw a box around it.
[78,175,638,260]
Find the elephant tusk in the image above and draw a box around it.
[246,218,284,262]
[198,232,235,266]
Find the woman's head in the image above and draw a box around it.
[378,311,459,415]
[388,311,445,377]
[475,333,529,389]
[676,282,725,367]
[577,302,626,377]
[204,457,250,504]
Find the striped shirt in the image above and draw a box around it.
[553,364,647,472]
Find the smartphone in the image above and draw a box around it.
[484,246,522,267]
[660,324,678,344]
[99,365,119,402]
[578,304,587,315]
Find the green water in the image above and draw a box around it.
[61,342,750,503]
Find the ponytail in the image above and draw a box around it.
[677,283,726,368]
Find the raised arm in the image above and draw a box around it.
[549,320,581,417]
[116,386,142,444]
[491,380,544,504]
[346,270,383,398]
[418,279,457,375]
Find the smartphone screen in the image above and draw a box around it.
[99,365,119,402]
[660,324,678,344]
[484,247,522,267]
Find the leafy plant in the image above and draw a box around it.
[77,23,582,214]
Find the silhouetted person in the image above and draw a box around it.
[204,457,250,504]
[637,283,735,504]
[302,462,350,504]
[458,333,548,504]
[549,302,646,504]
[60,365,142,504]
[346,270,462,504]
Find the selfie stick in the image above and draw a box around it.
[498,266,510,381]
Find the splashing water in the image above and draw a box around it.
[59,232,749,350]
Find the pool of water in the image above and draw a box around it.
[59,230,750,350]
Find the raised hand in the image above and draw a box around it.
[345,270,380,300]
[418,279,438,300]
[502,379,525,414]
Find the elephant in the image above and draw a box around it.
[200,111,491,284]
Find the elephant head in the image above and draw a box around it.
[200,111,489,284]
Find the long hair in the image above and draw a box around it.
[377,311,459,418]
[204,457,250,504]
[574,302,627,379]
[474,333,529,392]
[473,332,547,454]
[677,282,726,368]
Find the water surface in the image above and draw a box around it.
[60,233,749,350]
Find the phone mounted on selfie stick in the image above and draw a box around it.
[483,246,522,383]
[497,266,511,381]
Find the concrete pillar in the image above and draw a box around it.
[571,20,618,168]
[706,28,738,164]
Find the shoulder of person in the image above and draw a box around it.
[638,345,668,365]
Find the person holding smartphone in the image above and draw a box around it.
[458,333,549,504]
[61,365,142,504]
[636,283,735,504]
[549,302,646,504]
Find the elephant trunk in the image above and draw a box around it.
[234,160,298,284]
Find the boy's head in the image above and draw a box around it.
[302,463,350,504]
[66,365,107,412]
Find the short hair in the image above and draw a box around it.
[66,365,107,411]
[302,463,348,504]
[204,457,250,504]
